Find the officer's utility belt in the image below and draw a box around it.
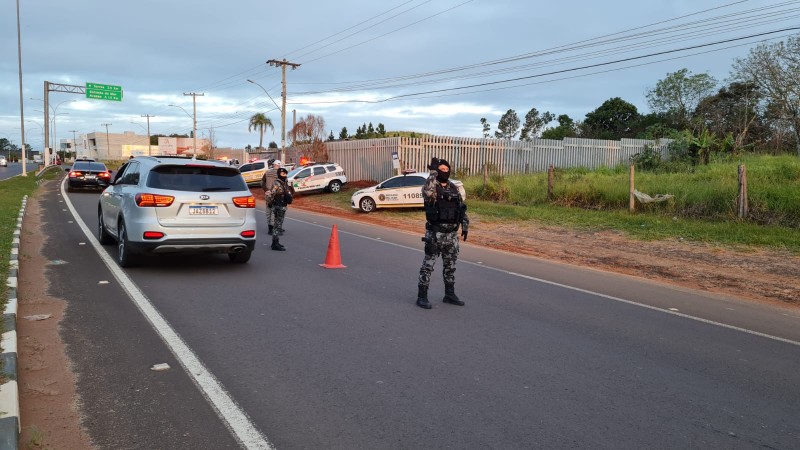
[431,223,459,233]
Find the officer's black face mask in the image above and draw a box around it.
[436,170,450,183]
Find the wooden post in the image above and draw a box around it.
[482,143,489,188]
[547,165,554,201]
[738,164,749,218]
[629,164,635,213]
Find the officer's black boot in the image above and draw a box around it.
[443,282,464,306]
[268,225,274,235]
[271,236,286,251]
[416,285,431,309]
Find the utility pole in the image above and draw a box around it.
[141,114,155,156]
[101,123,112,158]
[69,130,78,158]
[43,81,50,168]
[267,59,300,163]
[184,92,204,157]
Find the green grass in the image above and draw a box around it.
[0,166,61,382]
[0,167,62,317]
[304,156,800,253]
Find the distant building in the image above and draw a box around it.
[60,132,220,160]
[157,137,211,157]
[62,131,150,160]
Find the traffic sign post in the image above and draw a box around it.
[85,82,123,101]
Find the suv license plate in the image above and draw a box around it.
[189,205,218,215]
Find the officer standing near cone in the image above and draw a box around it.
[261,159,282,235]
[416,157,469,309]
[265,167,292,251]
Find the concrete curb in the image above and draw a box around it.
[0,195,26,450]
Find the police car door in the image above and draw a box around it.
[309,166,327,190]
[375,175,405,207]
[402,175,426,207]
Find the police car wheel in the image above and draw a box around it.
[359,197,376,213]
[328,180,342,193]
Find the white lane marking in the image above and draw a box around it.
[61,180,274,450]
[289,216,800,348]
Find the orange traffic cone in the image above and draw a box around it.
[320,224,347,269]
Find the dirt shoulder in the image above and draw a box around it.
[283,190,800,308]
[17,197,94,449]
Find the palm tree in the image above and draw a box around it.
[248,113,275,149]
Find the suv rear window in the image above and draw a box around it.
[147,165,248,192]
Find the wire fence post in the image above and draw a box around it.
[629,164,635,213]
[737,164,748,218]
[547,164,554,201]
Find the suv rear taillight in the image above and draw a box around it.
[136,193,175,207]
[232,195,255,208]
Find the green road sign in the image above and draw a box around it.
[85,82,123,101]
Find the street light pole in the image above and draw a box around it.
[183,93,203,157]
[69,130,79,158]
[26,120,43,157]
[168,104,194,157]
[141,114,154,156]
[246,79,281,156]
[16,0,27,176]
[101,123,112,157]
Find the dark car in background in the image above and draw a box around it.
[67,161,112,192]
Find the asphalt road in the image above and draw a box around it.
[37,176,800,449]
[0,162,24,180]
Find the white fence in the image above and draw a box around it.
[288,136,671,182]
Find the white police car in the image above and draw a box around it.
[350,171,466,213]
[286,162,347,194]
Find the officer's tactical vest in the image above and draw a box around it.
[433,183,461,224]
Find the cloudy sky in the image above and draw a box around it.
[1,0,798,149]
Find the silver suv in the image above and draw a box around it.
[98,156,257,267]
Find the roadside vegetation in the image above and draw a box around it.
[300,153,800,252]
[0,167,60,379]
[0,168,61,304]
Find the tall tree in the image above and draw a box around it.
[339,127,348,140]
[520,107,555,141]
[695,81,765,152]
[731,36,800,156]
[494,109,520,139]
[646,68,717,130]
[247,113,274,150]
[290,114,328,161]
[582,97,640,140]
[480,117,491,138]
[541,114,578,140]
[377,123,386,136]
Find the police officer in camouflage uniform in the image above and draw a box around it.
[265,167,292,251]
[261,159,282,235]
[416,158,469,309]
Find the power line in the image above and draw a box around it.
[157,1,800,135]
[287,28,799,105]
